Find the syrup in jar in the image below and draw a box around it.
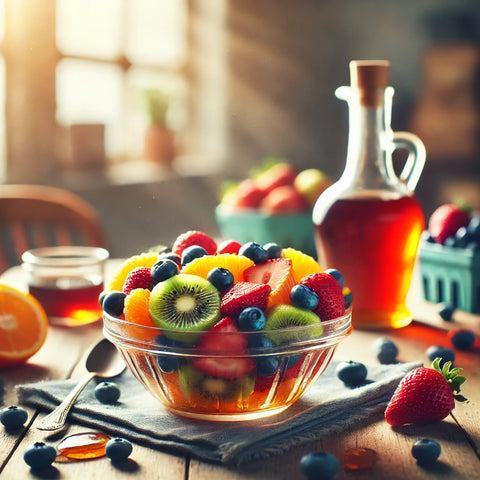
[314,61,426,329]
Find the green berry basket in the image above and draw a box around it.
[419,239,480,313]
[215,205,317,258]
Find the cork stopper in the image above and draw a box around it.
[349,60,390,107]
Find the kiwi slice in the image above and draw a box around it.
[264,304,323,345]
[178,363,255,403]
[149,273,220,343]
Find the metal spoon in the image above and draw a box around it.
[37,338,126,432]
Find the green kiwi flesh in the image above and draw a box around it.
[264,304,323,345]
[178,362,255,402]
[149,273,220,342]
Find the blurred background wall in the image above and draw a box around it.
[1,0,479,254]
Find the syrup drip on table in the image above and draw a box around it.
[344,447,378,470]
[56,432,110,460]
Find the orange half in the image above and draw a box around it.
[0,284,49,367]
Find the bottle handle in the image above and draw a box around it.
[392,132,426,192]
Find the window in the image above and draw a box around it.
[56,0,188,163]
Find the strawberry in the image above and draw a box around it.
[122,267,153,295]
[254,354,306,392]
[216,239,242,255]
[385,358,468,427]
[229,179,265,208]
[172,230,217,257]
[428,204,470,244]
[193,317,255,379]
[220,282,271,318]
[299,272,345,320]
[255,162,297,195]
[244,258,296,307]
[260,185,309,214]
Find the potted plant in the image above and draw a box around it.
[143,88,175,167]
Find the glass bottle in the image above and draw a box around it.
[313,60,426,329]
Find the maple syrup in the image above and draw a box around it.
[313,61,426,329]
[56,431,110,460]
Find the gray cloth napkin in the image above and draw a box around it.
[16,360,421,465]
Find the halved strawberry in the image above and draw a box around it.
[122,267,153,295]
[299,272,345,320]
[244,258,296,308]
[172,230,217,257]
[193,317,255,380]
[220,282,271,318]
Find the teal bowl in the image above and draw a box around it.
[215,205,317,258]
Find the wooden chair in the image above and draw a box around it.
[0,184,108,272]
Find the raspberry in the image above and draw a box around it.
[299,272,345,320]
[172,230,217,257]
[122,267,153,295]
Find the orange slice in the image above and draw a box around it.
[123,288,157,341]
[282,247,322,283]
[109,252,159,291]
[0,284,49,367]
[181,254,254,283]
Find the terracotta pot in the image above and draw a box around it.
[144,125,175,167]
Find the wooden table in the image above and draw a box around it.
[1,263,479,479]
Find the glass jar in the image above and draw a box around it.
[313,60,426,329]
[22,246,109,327]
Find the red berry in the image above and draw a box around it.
[428,204,470,245]
[216,239,242,255]
[385,360,467,426]
[299,272,345,320]
[193,317,255,379]
[122,267,153,295]
[172,230,217,257]
[220,282,271,318]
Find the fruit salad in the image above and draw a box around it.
[102,230,352,420]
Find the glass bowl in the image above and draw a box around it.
[103,310,352,421]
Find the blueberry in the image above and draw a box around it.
[23,442,57,471]
[454,226,471,247]
[159,252,182,267]
[155,335,179,373]
[239,242,268,264]
[324,268,345,289]
[444,236,456,247]
[255,356,280,377]
[0,405,28,429]
[336,360,367,387]
[102,291,126,317]
[426,346,455,368]
[290,285,319,310]
[105,437,133,463]
[181,245,208,266]
[263,242,283,259]
[238,307,266,332]
[449,329,476,351]
[94,381,121,404]
[207,267,234,292]
[344,289,353,309]
[467,215,480,239]
[437,302,455,322]
[374,337,398,364]
[411,438,441,465]
[151,258,179,284]
[300,452,340,480]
